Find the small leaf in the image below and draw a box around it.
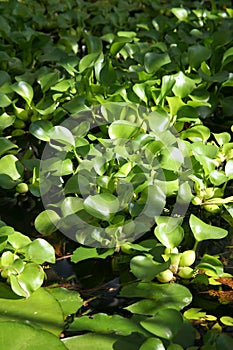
[139,338,165,350]
[188,44,211,68]
[48,126,75,147]
[144,52,171,74]
[0,92,11,107]
[154,221,184,249]
[189,214,228,242]
[0,138,18,157]
[84,193,119,221]
[0,155,23,181]
[108,120,139,139]
[11,81,33,106]
[71,247,114,263]
[130,255,170,281]
[35,210,60,235]
[29,120,53,141]
[23,238,55,264]
[172,72,195,98]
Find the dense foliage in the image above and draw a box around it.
[0,0,233,349]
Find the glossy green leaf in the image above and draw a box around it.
[130,255,170,280]
[69,313,147,336]
[48,126,75,147]
[71,246,114,263]
[10,263,45,297]
[0,92,11,107]
[139,338,165,350]
[7,231,31,249]
[23,238,55,264]
[154,222,184,248]
[121,282,192,314]
[79,53,101,73]
[188,45,211,68]
[11,81,33,106]
[0,137,18,157]
[144,52,171,74]
[225,160,233,178]
[140,309,183,340]
[84,193,119,221]
[189,214,228,242]
[35,210,60,235]
[47,287,83,316]
[0,112,15,131]
[0,287,64,336]
[0,322,67,350]
[220,316,233,326]
[29,120,53,141]
[63,332,144,350]
[172,72,195,98]
[0,155,23,180]
[108,120,139,139]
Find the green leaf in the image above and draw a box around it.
[154,219,184,249]
[48,126,75,147]
[172,72,195,98]
[71,247,114,263]
[7,231,31,249]
[188,44,211,68]
[10,263,45,297]
[47,287,83,316]
[108,120,139,139]
[144,52,171,74]
[0,112,15,131]
[0,155,23,181]
[23,238,55,264]
[63,332,145,350]
[0,92,11,107]
[0,322,67,350]
[69,313,147,336]
[35,210,60,235]
[0,287,64,336]
[189,214,228,242]
[139,338,165,350]
[29,120,53,141]
[216,333,233,350]
[140,309,183,340]
[121,282,192,314]
[79,53,101,73]
[11,81,33,106]
[84,193,119,221]
[130,255,170,281]
[220,316,233,326]
[0,137,18,157]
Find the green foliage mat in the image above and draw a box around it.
[0,0,233,349]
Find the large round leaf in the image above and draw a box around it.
[140,309,183,340]
[0,287,64,336]
[0,322,67,350]
[121,282,192,314]
[189,214,228,242]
